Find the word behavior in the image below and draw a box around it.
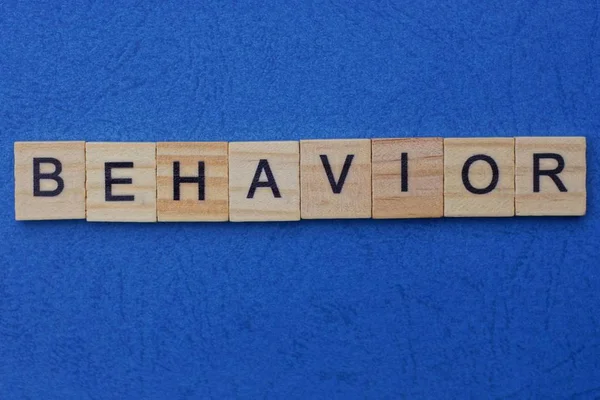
[14,137,586,222]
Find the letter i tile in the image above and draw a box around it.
[372,138,443,219]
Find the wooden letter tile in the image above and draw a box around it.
[444,138,514,217]
[157,142,228,222]
[372,138,443,219]
[301,139,371,219]
[515,137,586,216]
[14,141,86,220]
[86,142,157,222]
[229,141,300,222]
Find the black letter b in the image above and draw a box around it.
[33,158,64,197]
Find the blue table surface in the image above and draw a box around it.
[1,1,599,398]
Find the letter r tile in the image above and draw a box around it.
[444,138,514,217]
[14,141,86,220]
[86,142,156,222]
[300,139,371,219]
[515,137,586,216]
[229,141,300,222]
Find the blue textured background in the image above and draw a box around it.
[1,1,599,398]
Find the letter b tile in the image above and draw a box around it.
[86,142,157,222]
[444,138,514,217]
[14,141,86,220]
[301,139,371,219]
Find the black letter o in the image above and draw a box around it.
[461,154,499,195]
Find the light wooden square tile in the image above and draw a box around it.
[229,141,300,222]
[14,141,86,220]
[515,137,586,216]
[372,138,443,219]
[157,142,228,222]
[301,139,371,219]
[444,138,514,217]
[86,142,157,222]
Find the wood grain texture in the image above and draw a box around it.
[229,141,300,222]
[157,142,228,222]
[301,139,371,219]
[14,141,86,220]
[372,138,443,219]
[444,138,514,217]
[86,142,157,222]
[515,137,586,216]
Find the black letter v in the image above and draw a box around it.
[320,154,354,194]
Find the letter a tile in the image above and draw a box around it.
[444,138,514,217]
[86,142,157,222]
[301,139,371,219]
[157,142,228,222]
[229,141,300,222]
[515,137,586,216]
[14,141,86,220]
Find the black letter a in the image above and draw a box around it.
[247,159,281,198]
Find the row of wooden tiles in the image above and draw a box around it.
[14,138,586,221]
